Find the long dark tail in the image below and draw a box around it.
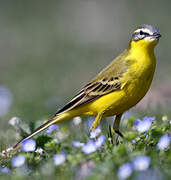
[11,112,70,152]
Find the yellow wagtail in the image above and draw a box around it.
[6,24,162,153]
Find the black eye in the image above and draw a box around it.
[140,30,144,35]
[139,30,150,36]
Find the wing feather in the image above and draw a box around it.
[56,76,122,115]
[55,50,130,115]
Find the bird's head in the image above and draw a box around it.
[130,24,161,49]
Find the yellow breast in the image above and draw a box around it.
[82,39,156,117]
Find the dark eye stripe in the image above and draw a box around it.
[140,30,143,35]
[143,32,149,36]
[139,30,150,36]
[132,30,150,41]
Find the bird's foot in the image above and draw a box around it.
[115,130,124,145]
[115,130,124,138]
[107,125,114,144]
[107,125,124,145]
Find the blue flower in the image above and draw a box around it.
[134,119,141,126]
[53,153,66,166]
[11,155,25,168]
[157,134,171,150]
[0,85,13,117]
[134,116,154,133]
[95,135,106,148]
[132,155,151,171]
[132,139,136,144]
[84,117,95,131]
[46,124,59,134]
[90,127,101,139]
[142,116,155,122]
[117,162,133,179]
[82,140,98,154]
[0,167,10,174]
[122,111,133,119]
[22,139,36,152]
[72,141,85,147]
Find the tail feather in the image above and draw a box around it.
[11,112,70,152]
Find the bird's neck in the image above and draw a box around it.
[126,39,156,69]
[128,40,157,55]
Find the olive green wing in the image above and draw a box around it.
[56,50,129,115]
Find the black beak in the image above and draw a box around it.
[153,32,161,38]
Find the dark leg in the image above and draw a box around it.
[113,113,124,138]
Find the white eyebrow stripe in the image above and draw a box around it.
[134,28,153,35]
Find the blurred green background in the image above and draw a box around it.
[0,0,171,132]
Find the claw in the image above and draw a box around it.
[115,130,124,138]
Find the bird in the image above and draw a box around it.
[3,24,161,155]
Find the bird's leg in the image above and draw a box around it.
[113,113,124,138]
[90,112,103,131]
[107,124,114,144]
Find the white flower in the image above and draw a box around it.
[117,162,133,179]
[72,117,82,125]
[157,134,171,150]
[53,154,66,166]
[95,135,106,148]
[11,155,25,168]
[90,127,101,139]
[135,116,154,133]
[132,155,151,171]
[35,148,44,154]
[8,117,20,126]
[82,140,97,154]
[72,141,85,147]
[56,131,69,140]
[21,139,36,152]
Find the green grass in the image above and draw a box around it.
[0,2,171,179]
[0,115,170,180]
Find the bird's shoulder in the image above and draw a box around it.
[92,49,130,83]
[56,49,131,115]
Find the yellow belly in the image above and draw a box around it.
[69,74,153,118]
[69,44,156,118]
[87,76,153,116]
